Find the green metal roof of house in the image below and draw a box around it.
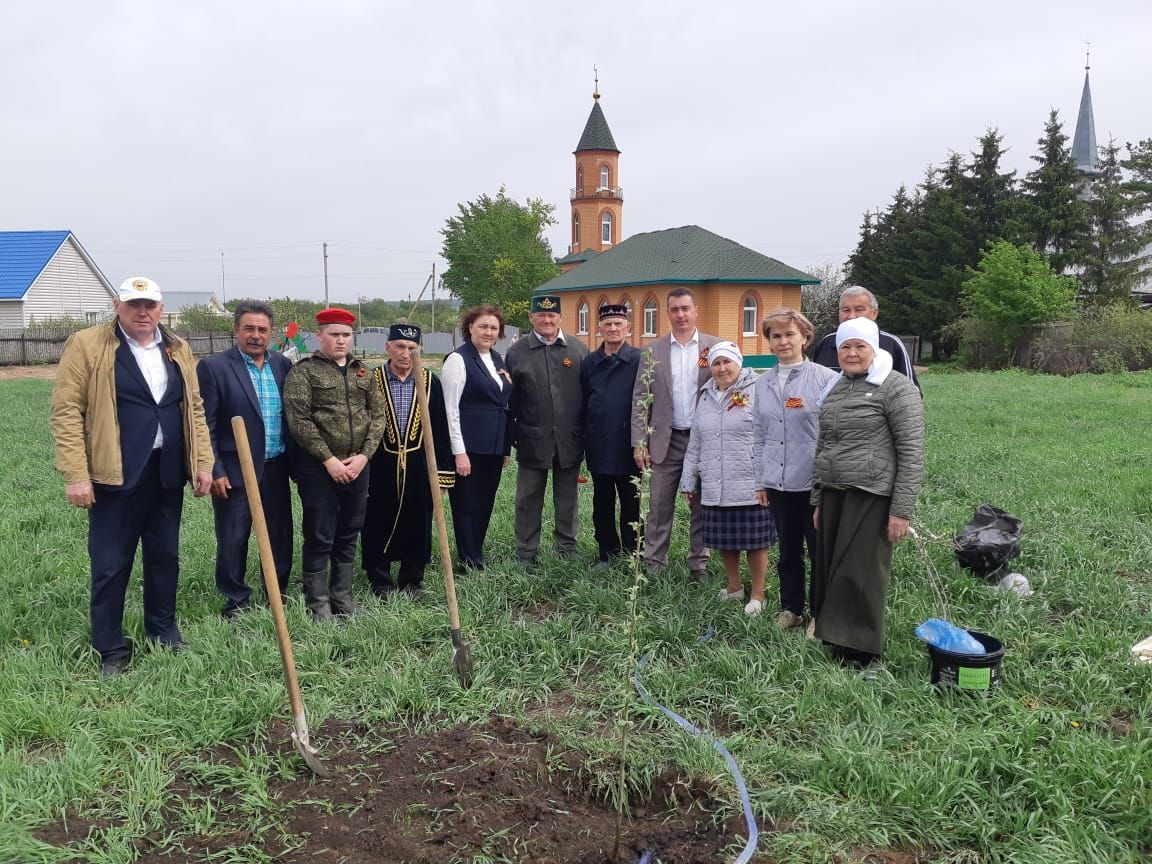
[575,100,618,153]
[555,248,600,266]
[536,225,818,293]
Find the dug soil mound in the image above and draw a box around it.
[43,716,740,863]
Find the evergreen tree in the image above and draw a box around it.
[1021,111,1090,273]
[908,158,979,356]
[1082,140,1146,302]
[963,128,1024,246]
[1122,138,1152,289]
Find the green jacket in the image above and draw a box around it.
[50,322,213,486]
[284,352,385,463]
[811,372,924,518]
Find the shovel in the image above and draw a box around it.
[410,349,475,687]
[231,416,329,777]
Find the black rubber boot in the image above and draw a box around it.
[329,563,362,618]
[302,570,335,622]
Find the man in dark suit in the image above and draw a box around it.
[505,295,588,565]
[50,277,213,676]
[197,300,295,618]
[581,303,642,569]
[810,285,920,394]
[630,288,719,578]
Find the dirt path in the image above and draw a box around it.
[0,365,57,381]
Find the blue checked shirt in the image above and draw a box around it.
[244,353,285,460]
[386,363,416,438]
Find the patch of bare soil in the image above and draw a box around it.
[40,717,739,863]
[0,364,57,380]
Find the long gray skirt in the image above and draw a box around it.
[811,488,893,656]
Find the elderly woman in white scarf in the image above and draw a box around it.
[680,341,776,616]
[810,318,925,669]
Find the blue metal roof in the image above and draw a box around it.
[0,231,71,300]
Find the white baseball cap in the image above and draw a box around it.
[117,277,163,303]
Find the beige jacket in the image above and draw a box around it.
[50,322,214,486]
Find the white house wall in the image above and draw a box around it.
[0,301,24,328]
[22,237,115,326]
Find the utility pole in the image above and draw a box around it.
[220,252,226,304]
[430,262,436,332]
[322,242,329,307]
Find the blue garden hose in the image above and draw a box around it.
[630,626,759,864]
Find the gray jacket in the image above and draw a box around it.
[811,371,925,517]
[752,360,840,493]
[680,368,760,507]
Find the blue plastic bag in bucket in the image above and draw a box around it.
[926,632,1005,691]
[916,619,1004,691]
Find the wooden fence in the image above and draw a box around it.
[0,328,237,366]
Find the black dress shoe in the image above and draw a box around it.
[221,603,251,620]
[101,656,131,678]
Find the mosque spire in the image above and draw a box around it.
[1071,44,1099,176]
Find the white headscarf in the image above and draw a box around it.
[835,318,893,385]
[708,340,743,368]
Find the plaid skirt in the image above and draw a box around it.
[701,503,777,550]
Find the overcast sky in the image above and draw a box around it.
[3,0,1149,306]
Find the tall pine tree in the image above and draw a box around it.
[1021,111,1090,273]
[1082,140,1146,302]
[963,128,1023,246]
[1122,138,1152,290]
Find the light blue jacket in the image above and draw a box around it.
[680,368,760,506]
[752,360,839,493]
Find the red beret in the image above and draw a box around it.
[315,307,356,326]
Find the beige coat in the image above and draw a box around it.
[50,322,213,486]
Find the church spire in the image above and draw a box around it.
[1071,44,1099,175]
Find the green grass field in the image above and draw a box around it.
[1,370,1150,863]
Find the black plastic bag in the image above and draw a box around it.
[954,504,1022,580]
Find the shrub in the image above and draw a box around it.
[960,241,1077,365]
[1027,303,1152,374]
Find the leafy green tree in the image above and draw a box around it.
[1021,110,1090,273]
[262,297,325,332]
[176,304,233,333]
[440,186,559,329]
[961,241,1076,359]
[1082,140,1147,302]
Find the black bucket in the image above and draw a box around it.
[926,631,1004,691]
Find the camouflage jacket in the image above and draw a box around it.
[284,352,386,462]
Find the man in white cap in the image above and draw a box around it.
[50,277,213,677]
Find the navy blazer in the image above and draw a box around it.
[453,340,513,457]
[197,346,294,485]
[113,333,186,490]
[580,341,640,476]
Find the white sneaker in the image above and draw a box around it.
[718,588,745,601]
[744,599,764,616]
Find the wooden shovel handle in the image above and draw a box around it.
[231,416,308,723]
[410,351,463,632]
